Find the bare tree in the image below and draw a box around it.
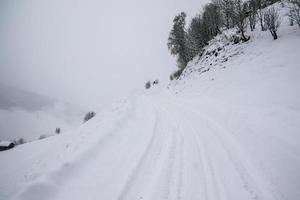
[257,0,267,31]
[249,12,257,31]
[221,0,236,29]
[264,7,280,40]
[289,16,294,26]
[203,2,223,37]
[288,0,300,28]
[233,0,250,41]
[248,0,258,31]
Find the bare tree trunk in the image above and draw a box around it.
[258,9,266,31]
[273,31,278,40]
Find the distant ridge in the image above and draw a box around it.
[0,83,55,111]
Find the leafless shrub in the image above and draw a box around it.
[264,7,280,40]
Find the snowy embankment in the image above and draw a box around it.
[0,3,300,200]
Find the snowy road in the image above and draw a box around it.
[14,92,297,200]
[2,12,300,198]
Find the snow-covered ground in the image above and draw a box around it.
[0,3,299,200]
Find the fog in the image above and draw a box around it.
[0,0,206,109]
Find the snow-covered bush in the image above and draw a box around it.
[170,69,183,80]
[233,0,250,41]
[145,81,151,89]
[55,127,61,134]
[16,138,26,145]
[153,79,159,85]
[39,134,48,140]
[84,111,96,123]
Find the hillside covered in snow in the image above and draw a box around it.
[0,83,83,141]
[0,2,299,200]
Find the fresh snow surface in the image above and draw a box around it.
[0,3,300,200]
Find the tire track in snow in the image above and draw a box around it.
[155,102,215,200]
[165,104,227,200]
[156,96,282,200]
[190,120,230,200]
[117,99,184,200]
[200,117,282,200]
[190,111,281,200]
[116,106,161,200]
[154,104,183,200]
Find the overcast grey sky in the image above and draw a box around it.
[0,0,206,109]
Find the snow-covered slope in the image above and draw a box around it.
[0,83,83,141]
[0,3,299,200]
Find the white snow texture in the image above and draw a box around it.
[0,3,299,200]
